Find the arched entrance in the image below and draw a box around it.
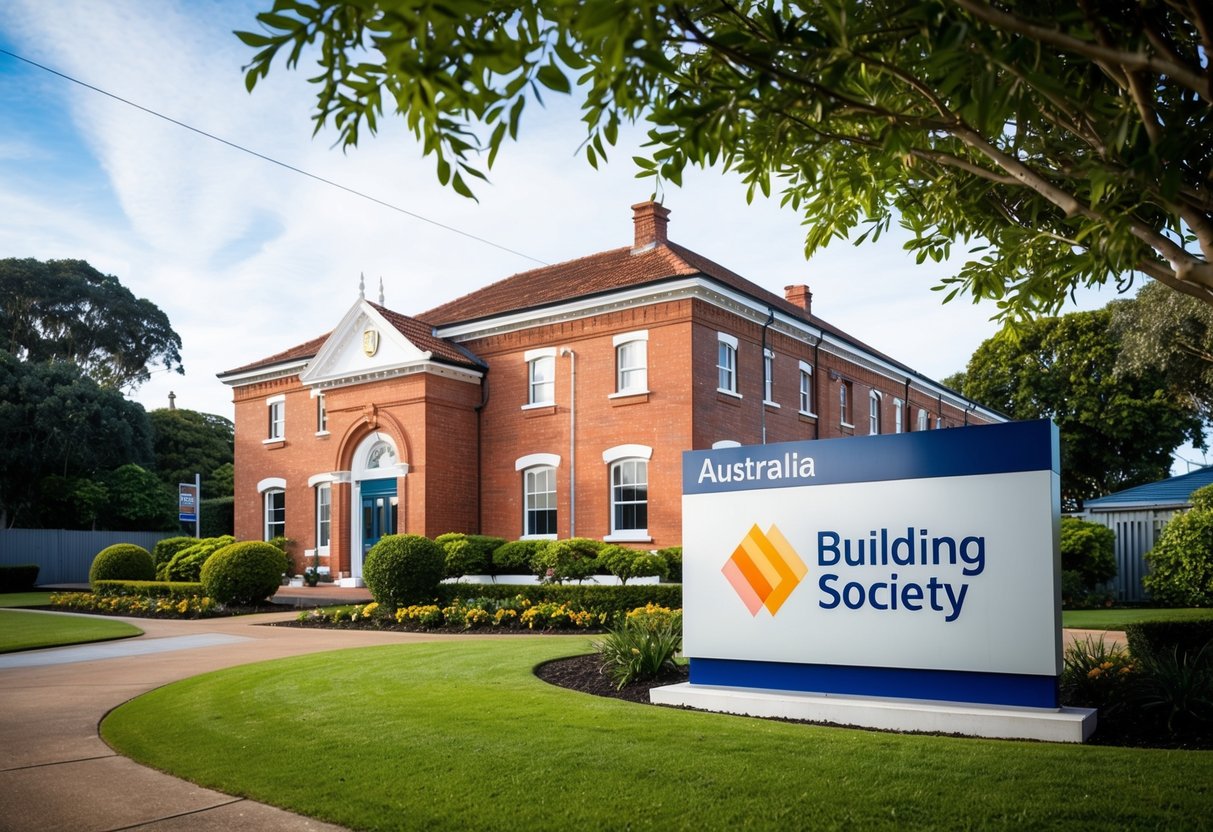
[349,432,408,583]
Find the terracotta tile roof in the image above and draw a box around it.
[417,240,903,369]
[218,304,484,379]
[367,303,485,369]
[219,332,330,377]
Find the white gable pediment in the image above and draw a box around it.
[300,300,433,388]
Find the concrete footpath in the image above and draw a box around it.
[0,604,452,832]
[0,597,1128,832]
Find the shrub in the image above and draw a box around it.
[1125,618,1213,664]
[436,582,681,622]
[89,544,155,586]
[153,537,196,572]
[1129,642,1213,740]
[1059,516,1116,593]
[200,541,284,605]
[492,539,545,574]
[363,534,445,609]
[93,580,205,599]
[1144,500,1213,606]
[657,546,683,582]
[437,533,506,578]
[164,535,235,582]
[199,496,234,537]
[52,591,218,618]
[0,564,39,593]
[534,538,603,583]
[594,615,683,688]
[1060,636,1137,718]
[599,545,667,585]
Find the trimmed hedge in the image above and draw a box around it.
[152,537,197,571]
[1125,618,1213,663]
[437,533,507,579]
[364,534,445,609]
[656,546,682,583]
[200,496,234,537]
[164,535,235,582]
[89,544,155,586]
[201,541,284,605]
[534,538,603,582]
[436,582,682,619]
[492,540,545,574]
[92,580,207,599]
[0,564,40,593]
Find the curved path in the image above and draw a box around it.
[0,609,453,832]
[0,604,1128,832]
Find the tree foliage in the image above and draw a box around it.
[149,408,235,498]
[957,308,1203,509]
[1112,280,1213,422]
[0,352,155,527]
[0,258,183,389]
[240,0,1213,321]
[1144,484,1213,607]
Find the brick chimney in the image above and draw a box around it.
[784,284,812,316]
[631,201,670,252]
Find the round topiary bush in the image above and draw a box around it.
[89,543,155,586]
[200,541,284,605]
[533,538,603,583]
[363,534,445,609]
[492,539,545,575]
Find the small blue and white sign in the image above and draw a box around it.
[681,419,1062,709]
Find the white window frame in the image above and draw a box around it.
[798,361,815,416]
[315,391,328,435]
[612,330,649,396]
[717,333,739,396]
[894,398,904,434]
[265,394,285,442]
[763,349,779,407]
[917,408,929,431]
[522,465,558,539]
[523,348,556,408]
[263,488,285,541]
[315,482,331,553]
[869,390,882,435]
[607,458,650,542]
[840,381,854,427]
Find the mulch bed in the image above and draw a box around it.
[534,652,688,704]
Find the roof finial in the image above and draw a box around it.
[359,272,365,299]
[378,277,385,306]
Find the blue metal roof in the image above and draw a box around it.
[1086,466,1213,510]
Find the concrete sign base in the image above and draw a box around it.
[650,681,1097,743]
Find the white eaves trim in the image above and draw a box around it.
[217,359,311,387]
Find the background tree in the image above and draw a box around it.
[149,408,235,498]
[0,257,183,389]
[240,0,1213,322]
[955,308,1203,509]
[0,353,155,527]
[1112,280,1213,422]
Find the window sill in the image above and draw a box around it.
[314,430,330,438]
[763,400,781,409]
[839,423,854,436]
[521,404,556,417]
[604,532,652,543]
[262,438,285,448]
[521,533,558,541]
[716,388,742,399]
[609,391,650,406]
[609,389,650,399]
[798,410,817,420]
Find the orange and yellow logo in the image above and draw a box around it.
[722,523,808,616]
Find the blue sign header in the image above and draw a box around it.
[683,419,1058,495]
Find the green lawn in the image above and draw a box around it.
[0,609,142,653]
[0,591,53,608]
[103,639,1212,832]
[1062,607,1213,629]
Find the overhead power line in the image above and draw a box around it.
[0,47,550,267]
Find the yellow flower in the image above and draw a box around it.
[1087,667,1103,678]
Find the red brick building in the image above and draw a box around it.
[219,202,1001,585]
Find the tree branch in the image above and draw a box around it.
[949,0,1212,103]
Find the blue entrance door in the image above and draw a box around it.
[361,478,398,556]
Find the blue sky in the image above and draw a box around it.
[2,1,1198,472]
